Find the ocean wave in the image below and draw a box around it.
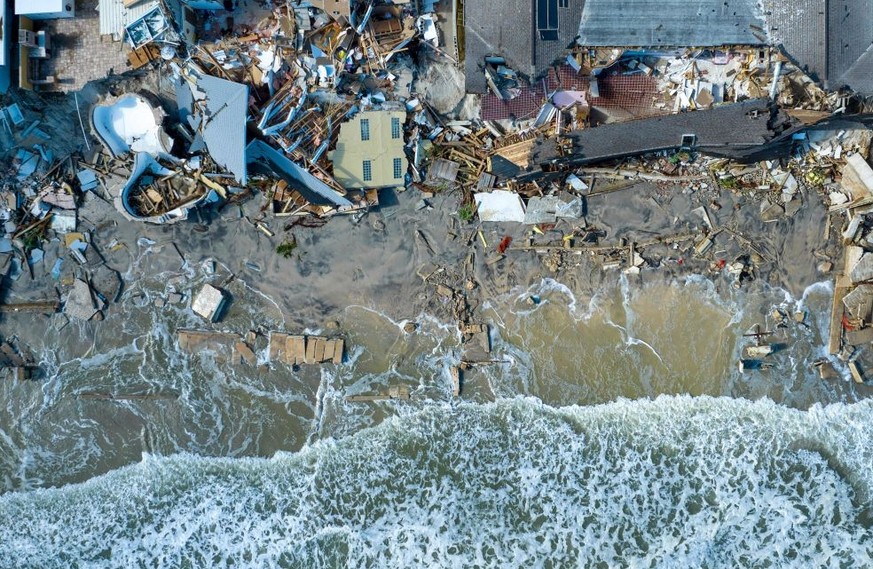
[0,396,871,568]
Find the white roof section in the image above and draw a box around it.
[92,94,171,157]
[0,0,7,67]
[474,190,526,223]
[97,0,159,39]
[16,0,65,15]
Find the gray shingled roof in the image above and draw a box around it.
[764,0,873,92]
[464,0,535,93]
[198,75,249,184]
[562,99,778,166]
[827,0,873,88]
[764,0,827,82]
[578,0,766,46]
[464,0,584,94]
[535,1,585,81]
[837,44,873,94]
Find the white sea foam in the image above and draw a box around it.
[0,396,871,568]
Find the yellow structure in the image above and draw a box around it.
[18,16,33,91]
[329,110,407,189]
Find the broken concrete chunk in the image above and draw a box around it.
[416,263,440,281]
[846,327,873,346]
[268,332,289,363]
[436,284,454,298]
[759,200,784,222]
[850,253,873,284]
[843,215,862,243]
[332,339,344,364]
[234,342,257,365]
[64,279,98,321]
[191,284,227,322]
[322,340,336,363]
[523,196,559,225]
[845,246,865,276]
[286,335,306,365]
[843,285,873,321]
[841,153,873,199]
[848,360,866,384]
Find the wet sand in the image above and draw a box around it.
[0,166,865,491]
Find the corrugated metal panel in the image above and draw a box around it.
[98,0,159,39]
[198,75,249,184]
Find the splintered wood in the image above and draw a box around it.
[269,333,343,365]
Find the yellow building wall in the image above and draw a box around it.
[18,16,33,91]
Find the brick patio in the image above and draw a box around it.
[39,0,134,93]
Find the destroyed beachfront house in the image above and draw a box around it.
[247,139,355,216]
[328,109,408,189]
[462,0,849,124]
[441,0,855,204]
[82,0,436,225]
[87,67,251,224]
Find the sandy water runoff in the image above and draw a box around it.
[0,264,871,567]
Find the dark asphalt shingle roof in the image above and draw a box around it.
[828,0,873,88]
[464,0,584,93]
[764,0,873,92]
[563,99,778,165]
[764,0,827,82]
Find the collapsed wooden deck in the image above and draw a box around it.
[177,329,344,366]
[269,333,343,365]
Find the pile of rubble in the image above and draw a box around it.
[1,0,457,347]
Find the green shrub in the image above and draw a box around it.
[458,204,474,222]
[276,239,298,258]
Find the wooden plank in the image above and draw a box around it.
[313,337,326,363]
[451,366,461,397]
[332,339,344,364]
[323,340,336,363]
[830,274,851,355]
[0,300,59,313]
[304,337,317,364]
[234,342,257,365]
[269,332,290,362]
[287,335,306,365]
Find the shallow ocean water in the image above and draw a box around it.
[1,397,871,568]
[0,253,870,567]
